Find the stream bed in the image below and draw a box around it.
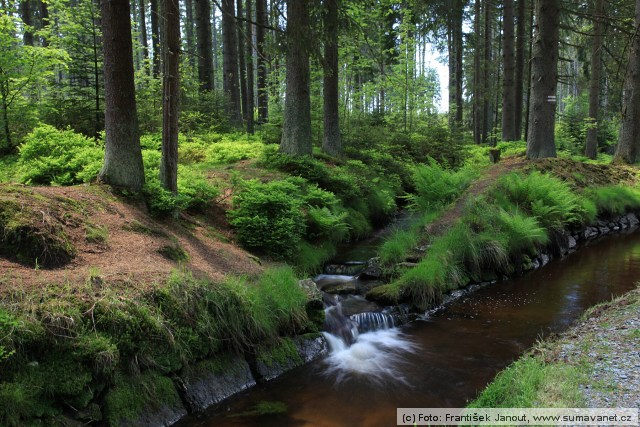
[179,230,640,427]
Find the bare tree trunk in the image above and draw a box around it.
[585,0,605,159]
[160,0,180,193]
[280,0,311,156]
[502,0,517,141]
[614,0,640,163]
[39,0,49,46]
[514,0,527,139]
[237,0,247,123]
[1,85,11,152]
[322,0,341,156]
[21,0,34,46]
[454,0,463,127]
[482,0,493,144]
[473,0,483,144]
[256,0,268,123]
[222,0,242,124]
[185,0,195,69]
[246,0,255,133]
[524,0,534,141]
[526,0,559,159]
[150,0,160,77]
[195,0,213,91]
[139,0,149,63]
[90,0,102,137]
[99,0,145,191]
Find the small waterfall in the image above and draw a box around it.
[350,312,396,333]
[322,302,417,384]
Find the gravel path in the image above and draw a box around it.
[555,287,640,409]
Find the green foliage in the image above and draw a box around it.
[470,357,585,408]
[229,180,306,260]
[18,125,103,185]
[293,241,337,275]
[157,238,189,263]
[257,267,309,334]
[408,159,478,211]
[379,229,419,265]
[85,223,108,244]
[105,371,180,426]
[586,185,640,216]
[142,150,219,215]
[491,172,590,230]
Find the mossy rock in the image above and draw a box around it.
[0,188,76,268]
[365,284,402,306]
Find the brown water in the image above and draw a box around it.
[180,231,640,427]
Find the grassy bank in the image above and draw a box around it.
[470,286,640,409]
[370,156,640,309]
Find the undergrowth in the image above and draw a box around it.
[0,267,315,426]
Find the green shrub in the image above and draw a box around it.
[229,180,306,260]
[408,159,478,210]
[586,185,640,216]
[18,125,103,185]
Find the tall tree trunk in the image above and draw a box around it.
[185,0,195,69]
[150,0,160,77]
[1,85,11,152]
[502,0,517,141]
[482,0,493,144]
[322,0,341,156]
[524,0,534,141]
[256,0,267,123]
[90,0,102,137]
[39,0,49,46]
[280,0,311,156]
[139,0,149,63]
[99,0,145,191]
[514,0,527,138]
[585,0,605,159]
[613,0,640,163]
[246,0,255,133]
[454,0,463,126]
[526,0,559,159]
[222,0,242,124]
[473,0,483,144]
[160,0,180,193]
[195,0,213,91]
[237,0,247,123]
[213,7,219,90]
[21,0,34,45]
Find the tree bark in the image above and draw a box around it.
[473,0,483,145]
[99,0,145,191]
[585,0,605,159]
[526,0,559,159]
[139,0,149,63]
[195,0,214,91]
[613,0,640,163]
[502,0,517,141]
[185,0,195,69]
[160,0,180,193]
[483,0,493,144]
[39,0,49,46]
[150,0,160,77]
[448,2,463,132]
[322,0,341,156]
[222,0,242,124]
[237,0,248,123]
[21,0,34,46]
[246,0,255,133]
[514,0,527,139]
[256,0,267,123]
[280,0,311,156]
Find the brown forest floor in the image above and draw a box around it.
[0,184,263,297]
[1,155,637,298]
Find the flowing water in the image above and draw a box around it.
[180,230,640,427]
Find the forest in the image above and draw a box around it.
[1,0,640,425]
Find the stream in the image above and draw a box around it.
[179,228,640,427]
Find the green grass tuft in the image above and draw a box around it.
[586,185,640,217]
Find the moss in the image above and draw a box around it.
[0,188,76,267]
[85,223,109,244]
[122,220,167,237]
[256,337,302,369]
[157,238,189,262]
[104,371,181,426]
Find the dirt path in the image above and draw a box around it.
[424,156,527,237]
